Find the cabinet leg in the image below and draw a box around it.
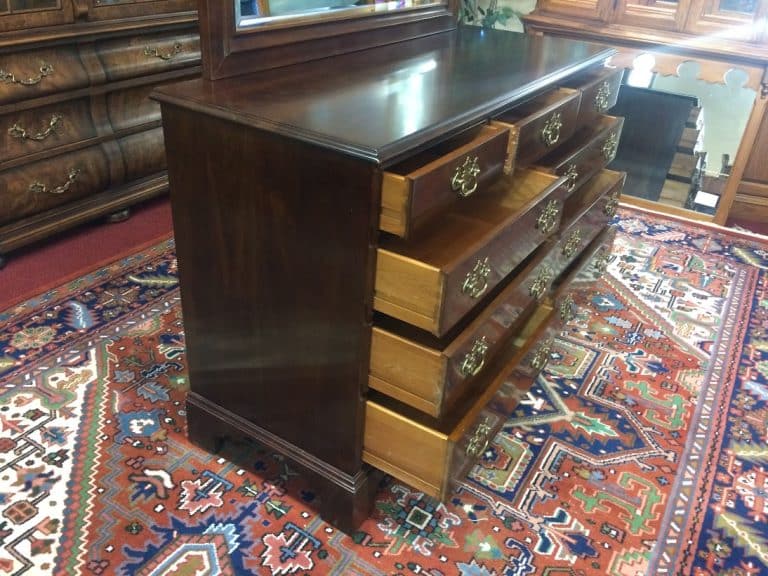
[105,208,131,223]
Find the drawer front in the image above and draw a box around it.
[0,145,110,225]
[375,171,568,336]
[564,67,623,129]
[0,46,90,106]
[96,31,200,84]
[1,97,96,164]
[364,305,560,499]
[380,124,509,237]
[107,84,162,132]
[555,225,617,305]
[117,127,167,181]
[563,168,625,228]
[537,116,624,197]
[493,88,581,170]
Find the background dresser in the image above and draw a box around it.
[0,0,200,267]
[155,20,627,531]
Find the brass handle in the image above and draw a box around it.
[562,229,582,258]
[451,156,481,198]
[29,168,80,195]
[462,257,491,299]
[9,113,62,142]
[604,193,619,217]
[0,63,54,86]
[536,199,560,235]
[602,132,619,161]
[528,265,552,300]
[595,80,612,113]
[466,418,492,458]
[540,111,563,147]
[564,163,579,193]
[559,294,575,322]
[460,336,489,378]
[143,42,183,61]
[593,248,610,277]
[530,338,554,371]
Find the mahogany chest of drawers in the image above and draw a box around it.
[153,26,625,531]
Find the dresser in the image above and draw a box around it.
[154,23,626,531]
[0,0,200,267]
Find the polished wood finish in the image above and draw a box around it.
[0,4,199,261]
[562,66,623,129]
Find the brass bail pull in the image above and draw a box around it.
[451,156,481,197]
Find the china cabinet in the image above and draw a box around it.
[0,0,200,266]
[154,0,628,531]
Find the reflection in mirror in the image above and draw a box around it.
[237,0,443,29]
[609,54,756,216]
[719,0,757,14]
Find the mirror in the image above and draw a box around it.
[237,0,444,29]
[608,53,757,216]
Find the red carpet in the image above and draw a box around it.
[0,197,173,311]
[1,206,766,575]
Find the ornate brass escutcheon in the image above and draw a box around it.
[536,199,559,234]
[460,336,489,378]
[530,338,554,371]
[462,257,491,298]
[540,111,563,147]
[562,228,582,258]
[29,167,81,195]
[0,63,54,86]
[602,132,619,161]
[595,80,612,113]
[604,192,619,217]
[143,42,183,61]
[528,266,552,300]
[559,294,575,322]
[564,163,579,193]
[593,248,610,276]
[9,113,62,141]
[451,156,481,197]
[466,418,492,458]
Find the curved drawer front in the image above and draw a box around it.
[492,87,581,171]
[0,145,110,226]
[364,304,560,499]
[375,169,568,337]
[536,116,624,197]
[117,127,167,181]
[563,66,623,129]
[380,124,509,237]
[0,46,89,106]
[96,31,201,84]
[0,97,96,164]
[107,84,162,132]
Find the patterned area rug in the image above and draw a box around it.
[1,208,766,576]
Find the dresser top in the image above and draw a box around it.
[152,26,614,165]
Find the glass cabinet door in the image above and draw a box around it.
[612,0,690,31]
[685,0,767,42]
[535,0,613,22]
[0,0,75,31]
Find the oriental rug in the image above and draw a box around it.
[0,207,766,576]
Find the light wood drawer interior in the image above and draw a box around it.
[375,169,567,336]
[380,123,509,237]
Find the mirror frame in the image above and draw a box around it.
[198,0,458,80]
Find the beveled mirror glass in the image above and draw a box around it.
[236,0,445,29]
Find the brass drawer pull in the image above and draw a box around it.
[531,338,554,371]
[559,294,575,322]
[528,265,552,300]
[29,167,80,195]
[460,336,489,378]
[462,257,491,299]
[595,80,612,113]
[0,63,54,86]
[536,199,559,235]
[564,163,579,193]
[593,248,610,277]
[604,192,619,217]
[562,229,582,258]
[451,156,480,198]
[540,111,563,147]
[466,417,492,458]
[9,113,62,142]
[602,132,619,161]
[143,42,183,61]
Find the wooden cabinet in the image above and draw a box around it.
[0,0,200,266]
[154,26,627,531]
